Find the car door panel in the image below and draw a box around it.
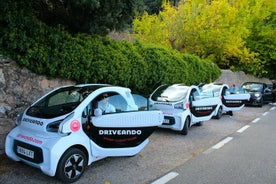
[190,97,219,122]
[222,93,250,110]
[89,111,163,149]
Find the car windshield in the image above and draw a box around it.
[242,83,262,92]
[151,84,189,102]
[26,85,104,118]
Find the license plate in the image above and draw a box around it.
[163,119,170,124]
[17,146,34,159]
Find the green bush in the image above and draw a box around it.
[0,1,220,95]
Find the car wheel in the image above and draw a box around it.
[56,148,87,183]
[258,98,263,107]
[214,106,223,119]
[181,116,190,135]
[195,121,203,126]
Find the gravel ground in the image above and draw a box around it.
[0,104,273,184]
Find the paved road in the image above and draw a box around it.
[0,105,273,184]
[154,106,276,184]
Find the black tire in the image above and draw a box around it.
[227,111,233,116]
[214,106,223,119]
[181,116,190,135]
[56,148,87,183]
[195,121,203,126]
[258,98,263,107]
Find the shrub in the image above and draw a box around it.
[0,1,220,96]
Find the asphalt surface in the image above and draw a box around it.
[0,104,273,184]
[155,105,276,184]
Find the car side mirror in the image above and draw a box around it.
[264,88,271,93]
[94,108,103,117]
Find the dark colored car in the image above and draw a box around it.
[241,82,273,107]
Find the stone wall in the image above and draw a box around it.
[0,60,74,154]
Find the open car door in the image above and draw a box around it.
[189,88,220,123]
[90,111,162,157]
[222,87,250,111]
[86,94,163,157]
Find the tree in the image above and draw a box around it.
[31,0,144,36]
[133,0,276,78]
[243,0,276,78]
[134,1,250,67]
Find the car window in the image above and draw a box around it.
[242,83,263,92]
[226,87,247,95]
[108,94,128,112]
[200,84,221,97]
[192,90,200,100]
[151,84,189,102]
[132,94,148,110]
[26,87,83,118]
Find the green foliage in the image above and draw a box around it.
[30,0,145,36]
[0,0,220,95]
[133,0,276,79]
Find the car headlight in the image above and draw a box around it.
[46,113,74,133]
[46,119,64,132]
[174,102,184,109]
[58,113,76,135]
[254,93,260,97]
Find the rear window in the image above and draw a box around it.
[151,84,189,102]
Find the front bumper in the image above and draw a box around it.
[245,97,262,106]
[5,127,64,177]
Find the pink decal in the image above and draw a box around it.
[163,112,173,116]
[70,120,80,132]
[17,134,43,144]
[185,102,190,109]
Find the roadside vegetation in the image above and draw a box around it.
[0,0,274,94]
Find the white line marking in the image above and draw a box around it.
[237,125,250,133]
[203,148,214,154]
[151,172,179,184]
[212,137,233,149]
[262,112,268,116]
[252,118,260,123]
[270,107,276,111]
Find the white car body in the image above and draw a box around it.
[149,84,220,135]
[5,84,163,182]
[199,82,250,119]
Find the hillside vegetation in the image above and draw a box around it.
[133,0,276,79]
[0,1,221,95]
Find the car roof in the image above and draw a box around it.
[242,82,264,85]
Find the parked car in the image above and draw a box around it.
[149,84,220,135]
[199,82,250,119]
[5,84,163,183]
[241,82,274,107]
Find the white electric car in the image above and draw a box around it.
[149,84,220,135]
[5,84,163,183]
[199,82,250,119]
